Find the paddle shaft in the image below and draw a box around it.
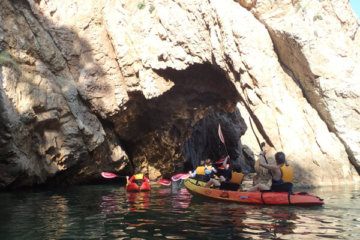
[249,117,269,164]
[248,117,273,178]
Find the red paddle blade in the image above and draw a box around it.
[171,173,190,181]
[216,157,226,164]
[101,172,118,178]
[157,179,171,186]
[171,174,183,181]
[218,164,230,170]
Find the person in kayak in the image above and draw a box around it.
[189,158,217,182]
[127,167,149,186]
[247,151,293,192]
[214,156,232,181]
[205,156,230,188]
[205,156,244,190]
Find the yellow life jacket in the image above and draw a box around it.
[196,166,212,175]
[280,165,293,182]
[230,172,244,184]
[134,173,144,180]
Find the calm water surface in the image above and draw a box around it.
[0,182,359,239]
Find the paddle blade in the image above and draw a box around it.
[216,157,226,164]
[180,173,190,180]
[157,179,171,186]
[101,172,119,179]
[171,173,190,181]
[171,173,184,181]
[218,123,225,144]
[218,164,230,170]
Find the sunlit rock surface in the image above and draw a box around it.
[0,0,359,189]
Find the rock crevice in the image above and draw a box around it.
[0,0,359,189]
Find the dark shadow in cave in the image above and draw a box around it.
[115,63,254,177]
[116,63,240,140]
[183,109,254,174]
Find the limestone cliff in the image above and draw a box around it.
[0,0,359,189]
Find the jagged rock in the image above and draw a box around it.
[0,0,359,189]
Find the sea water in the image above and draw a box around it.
[0,182,359,239]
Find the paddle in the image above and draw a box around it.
[171,173,190,182]
[157,179,171,186]
[101,172,173,186]
[215,157,230,170]
[249,117,269,164]
[217,164,230,170]
[259,142,268,163]
[101,172,126,179]
[248,118,272,177]
[157,173,189,185]
[218,123,229,156]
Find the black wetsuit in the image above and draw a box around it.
[270,179,293,192]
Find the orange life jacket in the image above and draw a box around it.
[196,166,212,175]
[280,165,293,182]
[230,172,244,184]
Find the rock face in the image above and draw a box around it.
[0,0,359,189]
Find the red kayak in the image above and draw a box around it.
[184,178,324,206]
[126,181,151,192]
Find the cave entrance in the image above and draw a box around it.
[114,63,252,178]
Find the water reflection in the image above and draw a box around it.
[100,195,118,214]
[1,184,360,239]
[127,191,150,212]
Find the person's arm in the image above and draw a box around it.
[128,175,135,183]
[189,169,197,178]
[259,152,278,171]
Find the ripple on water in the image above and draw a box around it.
[1,184,360,239]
